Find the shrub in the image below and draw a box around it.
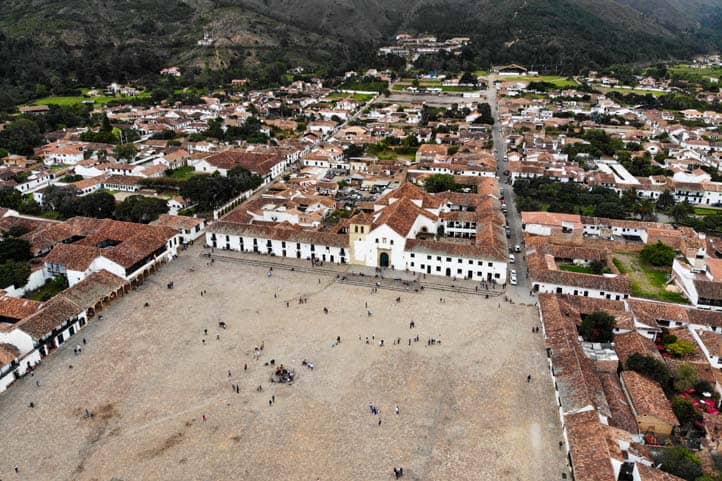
[672,396,702,426]
[640,241,676,266]
[579,311,616,342]
[0,261,31,289]
[652,446,702,481]
[667,340,697,358]
[673,364,698,393]
[625,353,671,387]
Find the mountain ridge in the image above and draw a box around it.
[0,0,721,107]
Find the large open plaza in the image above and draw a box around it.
[0,246,566,481]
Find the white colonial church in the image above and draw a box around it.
[207,183,508,283]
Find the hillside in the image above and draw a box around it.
[1,0,721,107]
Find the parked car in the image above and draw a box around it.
[509,254,515,263]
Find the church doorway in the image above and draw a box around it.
[379,252,390,268]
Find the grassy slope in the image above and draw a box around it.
[613,254,689,304]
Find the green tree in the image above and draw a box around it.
[475,103,494,124]
[344,144,365,158]
[101,113,112,132]
[180,172,261,211]
[0,186,22,210]
[673,364,698,393]
[113,143,138,162]
[667,340,697,358]
[424,174,459,193]
[0,118,43,155]
[0,261,31,289]
[74,192,116,218]
[594,202,624,219]
[640,241,676,267]
[4,224,28,238]
[459,71,477,86]
[653,446,703,481]
[42,185,77,213]
[579,311,615,342]
[114,195,168,223]
[0,238,31,263]
[672,396,702,426]
[589,260,608,275]
[625,353,671,387]
[636,199,657,222]
[656,190,676,211]
[671,201,694,223]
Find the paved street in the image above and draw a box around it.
[487,77,533,303]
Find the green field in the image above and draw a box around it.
[512,75,579,88]
[613,254,688,304]
[326,92,375,102]
[168,166,197,180]
[440,86,480,92]
[392,81,480,92]
[597,86,666,97]
[24,276,68,302]
[558,264,596,274]
[670,64,722,79]
[694,206,722,216]
[33,89,151,106]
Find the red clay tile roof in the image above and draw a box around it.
[629,299,689,327]
[614,331,662,366]
[16,297,83,340]
[152,214,204,231]
[621,371,677,427]
[57,270,128,310]
[102,174,142,186]
[528,249,632,294]
[205,150,282,175]
[372,197,438,237]
[540,294,611,415]
[599,372,639,435]
[564,409,617,481]
[44,243,101,271]
[0,343,20,366]
[375,182,443,209]
[0,292,43,321]
[29,217,177,269]
[209,222,348,248]
[694,279,722,301]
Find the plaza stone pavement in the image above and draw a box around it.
[0,245,567,481]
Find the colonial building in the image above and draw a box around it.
[21,217,180,287]
[206,182,508,283]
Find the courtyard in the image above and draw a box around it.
[0,246,567,481]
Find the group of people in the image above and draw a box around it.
[73,338,87,355]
